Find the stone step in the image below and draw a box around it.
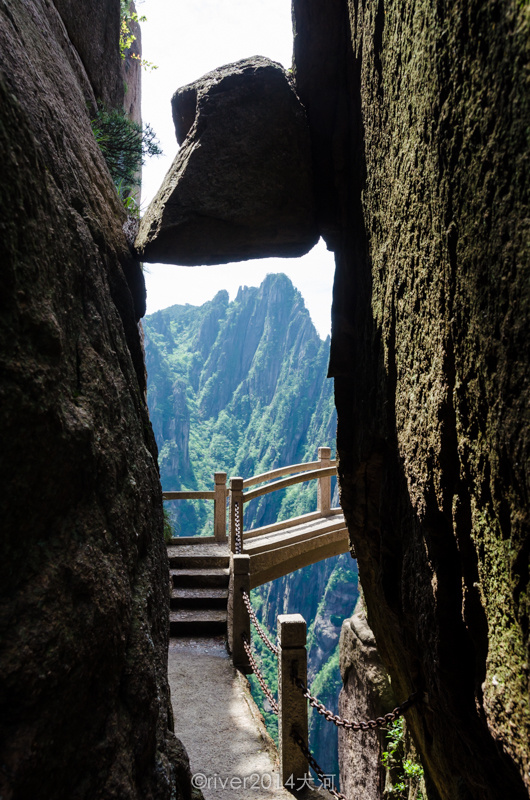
[167,536,219,545]
[171,567,230,589]
[167,543,230,570]
[169,609,227,637]
[170,587,228,610]
[168,554,230,569]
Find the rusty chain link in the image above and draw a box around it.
[242,636,279,714]
[234,499,242,554]
[242,589,279,656]
[292,730,347,800]
[296,678,418,731]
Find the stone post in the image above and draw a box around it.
[229,476,244,553]
[227,553,251,673]
[317,446,331,516]
[214,472,227,542]
[278,613,308,787]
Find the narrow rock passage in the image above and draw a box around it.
[168,637,327,800]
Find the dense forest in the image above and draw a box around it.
[144,273,358,778]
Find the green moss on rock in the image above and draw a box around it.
[293,0,530,797]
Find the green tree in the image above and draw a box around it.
[91,104,162,201]
[382,718,425,799]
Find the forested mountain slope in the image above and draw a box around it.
[145,272,336,532]
[144,273,358,780]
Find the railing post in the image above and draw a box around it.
[317,446,332,517]
[229,476,244,553]
[214,472,227,542]
[227,553,251,673]
[278,614,308,788]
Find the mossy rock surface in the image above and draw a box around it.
[293,0,530,797]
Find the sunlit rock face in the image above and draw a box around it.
[292,0,530,798]
[0,1,195,798]
[338,600,427,800]
[135,56,318,266]
[338,600,397,800]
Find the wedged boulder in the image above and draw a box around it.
[135,56,318,265]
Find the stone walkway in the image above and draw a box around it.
[168,637,327,800]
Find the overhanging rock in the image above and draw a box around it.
[135,56,318,265]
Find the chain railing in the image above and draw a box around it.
[292,730,348,800]
[242,635,279,714]
[166,453,419,797]
[234,499,243,554]
[224,456,420,798]
[236,580,420,800]
[242,589,279,656]
[295,677,418,731]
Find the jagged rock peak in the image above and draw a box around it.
[135,56,318,266]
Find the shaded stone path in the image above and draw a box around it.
[168,637,327,800]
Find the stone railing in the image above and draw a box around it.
[162,471,228,542]
[162,446,339,547]
[231,557,418,798]
[228,446,339,552]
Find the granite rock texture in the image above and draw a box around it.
[52,0,124,109]
[293,0,530,798]
[51,0,142,118]
[338,599,427,800]
[135,56,318,265]
[338,601,395,800]
[0,1,194,798]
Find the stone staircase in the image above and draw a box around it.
[168,541,230,636]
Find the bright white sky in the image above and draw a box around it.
[138,0,335,339]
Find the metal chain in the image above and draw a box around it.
[292,730,347,800]
[234,500,242,554]
[296,678,418,731]
[242,636,279,714]
[242,590,279,656]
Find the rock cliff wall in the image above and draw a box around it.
[292,1,530,798]
[338,599,396,799]
[0,1,193,797]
